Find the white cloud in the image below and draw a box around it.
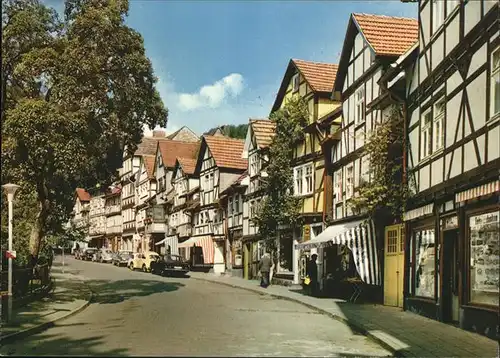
[178,73,244,111]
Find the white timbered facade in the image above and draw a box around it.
[185,136,247,274]
[398,0,499,340]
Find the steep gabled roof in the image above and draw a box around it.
[166,126,199,141]
[271,59,339,112]
[334,13,418,92]
[250,119,276,149]
[177,157,197,175]
[143,155,156,179]
[157,140,200,169]
[76,188,90,202]
[292,60,339,93]
[202,136,247,170]
[134,137,170,156]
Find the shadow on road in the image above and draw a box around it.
[1,332,129,356]
[86,279,185,304]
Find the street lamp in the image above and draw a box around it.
[2,183,20,322]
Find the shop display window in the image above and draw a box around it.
[469,210,499,307]
[414,228,436,299]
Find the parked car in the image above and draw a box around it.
[81,248,98,261]
[150,254,190,276]
[95,248,114,263]
[128,251,160,272]
[112,251,133,266]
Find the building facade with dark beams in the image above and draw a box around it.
[395,0,499,340]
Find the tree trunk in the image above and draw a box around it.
[29,184,50,266]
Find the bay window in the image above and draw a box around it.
[414,228,436,299]
[468,210,499,307]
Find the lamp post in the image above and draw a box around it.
[2,183,20,322]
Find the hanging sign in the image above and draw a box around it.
[6,250,16,259]
[303,225,311,242]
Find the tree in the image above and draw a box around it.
[1,0,168,265]
[348,105,410,224]
[223,124,248,139]
[253,97,307,263]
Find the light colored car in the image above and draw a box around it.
[128,251,160,272]
[95,248,114,263]
[112,251,133,266]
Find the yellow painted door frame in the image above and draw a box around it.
[384,224,405,308]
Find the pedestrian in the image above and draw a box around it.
[258,253,272,288]
[307,254,319,297]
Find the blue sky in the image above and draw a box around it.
[44,0,417,136]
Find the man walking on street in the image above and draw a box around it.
[259,253,272,288]
[307,254,319,297]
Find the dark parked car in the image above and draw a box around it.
[112,251,133,267]
[150,254,190,276]
[81,248,98,261]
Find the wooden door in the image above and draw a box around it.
[384,224,405,308]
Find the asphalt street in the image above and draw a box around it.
[1,256,392,357]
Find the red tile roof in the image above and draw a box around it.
[143,155,156,179]
[292,59,339,93]
[250,119,276,149]
[177,157,197,175]
[353,13,418,57]
[76,188,90,202]
[134,137,170,156]
[203,136,247,170]
[158,140,200,168]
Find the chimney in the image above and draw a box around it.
[152,130,166,138]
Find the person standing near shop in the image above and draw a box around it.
[307,254,319,297]
[259,253,272,288]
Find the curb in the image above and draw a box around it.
[191,276,405,357]
[0,281,93,345]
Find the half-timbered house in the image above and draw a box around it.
[180,136,247,274]
[162,157,200,256]
[392,0,498,339]
[134,155,157,253]
[241,119,275,280]
[304,13,419,298]
[70,188,91,252]
[120,132,169,252]
[104,185,122,252]
[88,193,106,249]
[272,59,340,284]
[219,171,249,278]
[150,139,200,253]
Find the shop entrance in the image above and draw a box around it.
[442,229,460,323]
[384,224,404,307]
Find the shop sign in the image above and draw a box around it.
[303,225,311,242]
[442,216,458,230]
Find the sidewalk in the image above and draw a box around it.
[0,262,92,344]
[190,272,498,358]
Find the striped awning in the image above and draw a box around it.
[296,219,381,286]
[455,180,500,203]
[178,236,214,264]
[403,203,434,222]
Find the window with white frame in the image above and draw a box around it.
[305,165,313,194]
[249,154,258,176]
[292,73,299,92]
[235,194,240,213]
[421,109,432,160]
[491,46,500,118]
[334,170,343,201]
[294,167,303,195]
[432,0,445,34]
[433,98,445,152]
[345,165,354,199]
[355,87,365,124]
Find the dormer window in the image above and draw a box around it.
[292,73,299,93]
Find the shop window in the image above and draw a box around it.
[414,228,436,299]
[469,210,499,307]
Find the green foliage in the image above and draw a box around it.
[1,0,167,260]
[253,97,308,255]
[223,124,248,139]
[348,105,409,222]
